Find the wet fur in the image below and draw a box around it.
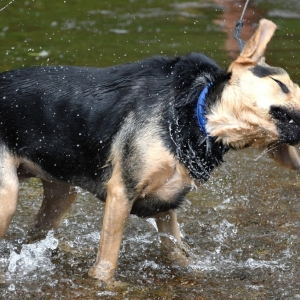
[1,54,228,216]
[1,19,300,283]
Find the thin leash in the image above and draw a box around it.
[0,0,15,12]
[234,0,251,52]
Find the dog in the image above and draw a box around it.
[1,19,300,284]
[268,144,300,170]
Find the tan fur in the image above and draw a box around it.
[0,150,71,239]
[0,147,19,239]
[152,162,192,200]
[111,117,193,201]
[136,140,192,201]
[88,119,194,281]
[234,19,277,64]
[206,19,300,149]
[89,152,132,282]
[135,136,178,197]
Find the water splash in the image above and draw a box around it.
[7,231,58,276]
[190,219,288,273]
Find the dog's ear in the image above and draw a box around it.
[234,19,277,64]
[269,145,300,171]
[240,19,277,62]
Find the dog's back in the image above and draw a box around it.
[0,54,223,196]
[0,62,167,189]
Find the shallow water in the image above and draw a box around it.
[1,0,300,299]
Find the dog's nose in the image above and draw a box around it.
[270,105,300,145]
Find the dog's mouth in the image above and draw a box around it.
[270,105,300,145]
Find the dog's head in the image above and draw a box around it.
[206,19,300,149]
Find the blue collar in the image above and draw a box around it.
[196,83,212,136]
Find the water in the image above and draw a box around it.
[1,0,300,299]
[7,231,58,275]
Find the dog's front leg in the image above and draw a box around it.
[155,210,190,265]
[88,172,131,283]
[155,209,181,246]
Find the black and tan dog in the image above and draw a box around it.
[1,19,300,283]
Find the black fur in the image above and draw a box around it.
[251,64,285,78]
[270,105,300,145]
[271,78,290,94]
[0,53,230,217]
[169,53,230,182]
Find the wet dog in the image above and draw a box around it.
[1,19,300,283]
[269,144,300,170]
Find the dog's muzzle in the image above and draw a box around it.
[270,105,300,145]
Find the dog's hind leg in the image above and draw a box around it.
[88,166,131,283]
[155,210,190,265]
[28,180,77,239]
[0,147,19,239]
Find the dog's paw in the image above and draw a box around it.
[88,263,118,283]
[161,241,192,267]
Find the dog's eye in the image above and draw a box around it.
[271,77,290,94]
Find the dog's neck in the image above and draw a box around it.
[168,83,229,182]
[167,54,231,181]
